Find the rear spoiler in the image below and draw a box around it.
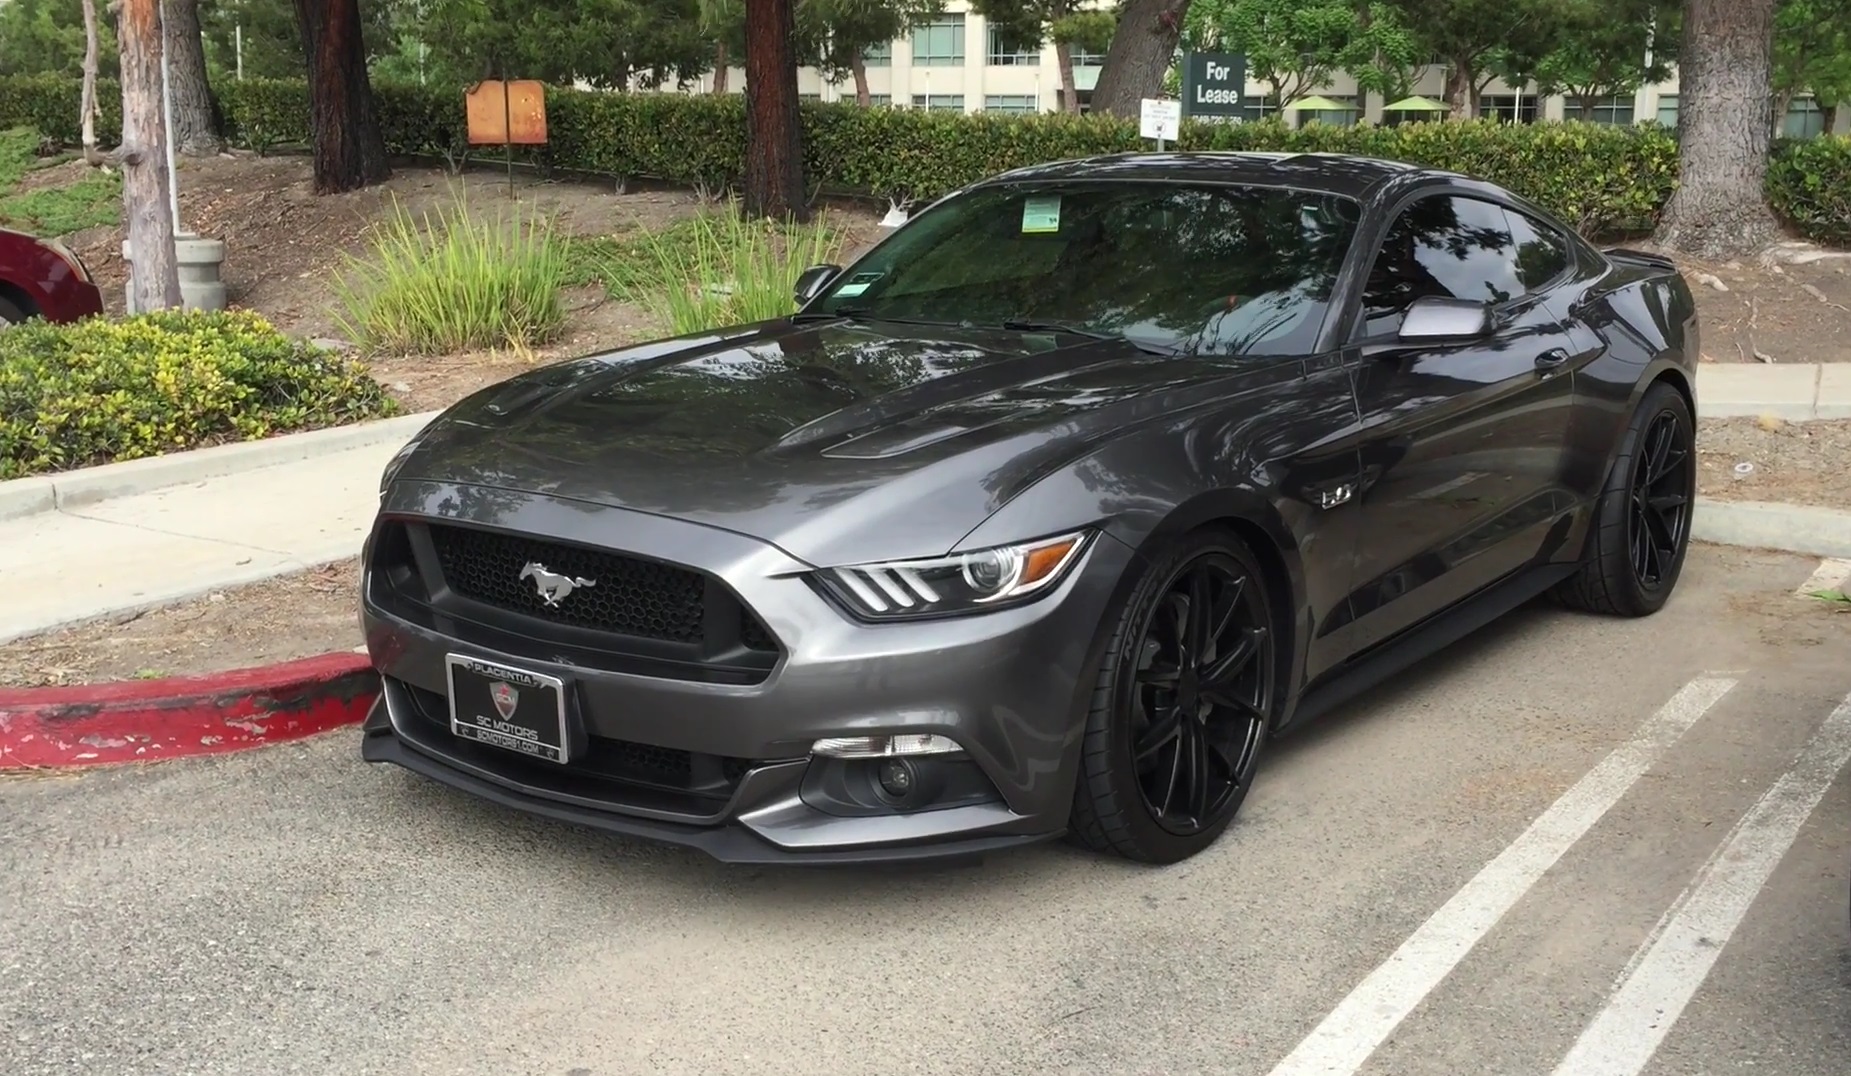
[1601,246,1678,273]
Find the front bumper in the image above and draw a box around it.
[358,483,1136,864]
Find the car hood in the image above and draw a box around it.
[394,317,1254,566]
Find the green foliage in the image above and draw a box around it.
[1,74,1840,244]
[1533,0,1678,115]
[0,0,117,79]
[1766,135,1851,245]
[596,208,848,334]
[332,189,574,356]
[0,309,397,479]
[1185,0,1420,102]
[1774,0,1851,107]
[0,124,120,235]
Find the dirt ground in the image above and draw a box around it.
[1698,416,1850,508]
[1615,240,1851,366]
[0,560,361,688]
[62,152,888,414]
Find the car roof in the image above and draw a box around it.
[972,150,1437,203]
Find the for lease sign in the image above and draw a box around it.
[1183,53,1249,118]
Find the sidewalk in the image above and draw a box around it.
[1,364,1846,644]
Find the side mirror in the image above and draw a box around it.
[1397,296,1492,342]
[793,264,842,307]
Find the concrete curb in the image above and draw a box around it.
[0,652,379,769]
[1693,497,1851,560]
[0,410,441,524]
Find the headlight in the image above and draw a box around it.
[816,530,1091,620]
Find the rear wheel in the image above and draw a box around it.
[1554,380,1695,617]
[1068,529,1278,863]
[0,296,27,327]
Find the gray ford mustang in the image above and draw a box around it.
[358,151,1699,865]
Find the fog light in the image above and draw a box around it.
[876,758,916,798]
[811,733,962,759]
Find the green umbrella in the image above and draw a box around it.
[1282,95,1350,111]
[1384,95,1449,111]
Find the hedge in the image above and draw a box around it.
[2,73,1843,242]
[0,308,398,479]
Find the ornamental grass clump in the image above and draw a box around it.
[333,187,572,356]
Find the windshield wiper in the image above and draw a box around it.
[998,319,1181,357]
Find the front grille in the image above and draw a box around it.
[428,524,706,643]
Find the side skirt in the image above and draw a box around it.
[1284,561,1581,730]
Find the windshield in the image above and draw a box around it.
[812,180,1362,358]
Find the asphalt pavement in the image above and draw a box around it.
[4,543,1850,1076]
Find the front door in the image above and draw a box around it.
[1341,192,1582,654]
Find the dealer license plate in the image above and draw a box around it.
[445,654,572,765]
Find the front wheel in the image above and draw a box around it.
[1067,529,1279,864]
[1554,380,1696,617]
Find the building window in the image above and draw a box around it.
[1071,44,1105,67]
[1240,95,1277,122]
[1655,93,1678,127]
[1056,88,1094,112]
[863,41,891,68]
[912,93,966,112]
[1582,94,1635,125]
[1480,94,1538,124]
[1296,95,1360,127]
[1784,97,1827,138]
[911,15,966,66]
[985,94,1040,114]
[986,27,1038,66]
[868,94,893,107]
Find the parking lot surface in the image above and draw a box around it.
[5,544,1850,1076]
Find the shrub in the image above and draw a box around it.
[1767,135,1851,247]
[4,73,1842,246]
[332,188,573,356]
[0,309,397,479]
[599,207,848,335]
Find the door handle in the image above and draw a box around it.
[1535,348,1571,370]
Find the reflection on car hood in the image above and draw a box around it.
[396,317,1253,565]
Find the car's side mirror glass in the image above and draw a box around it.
[1397,296,1493,343]
[793,264,842,307]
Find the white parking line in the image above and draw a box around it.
[1265,677,1738,1076]
[1549,689,1851,1076]
[1797,558,1851,597]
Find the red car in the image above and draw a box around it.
[0,226,106,325]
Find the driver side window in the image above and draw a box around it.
[1356,194,1527,339]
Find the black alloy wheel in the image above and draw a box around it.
[1555,380,1696,617]
[1069,530,1278,863]
[1627,408,1693,591]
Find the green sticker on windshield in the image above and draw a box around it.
[1021,195,1062,234]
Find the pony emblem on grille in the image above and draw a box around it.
[519,562,597,607]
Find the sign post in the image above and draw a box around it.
[1180,52,1248,124]
[1140,98,1182,150]
[465,76,550,199]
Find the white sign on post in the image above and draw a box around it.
[1139,98,1181,146]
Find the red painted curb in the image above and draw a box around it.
[0,652,380,769]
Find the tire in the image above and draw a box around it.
[1554,380,1696,617]
[1067,528,1280,864]
[0,296,26,326]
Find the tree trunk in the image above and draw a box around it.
[1090,0,1191,117]
[1443,62,1474,121]
[713,42,729,94]
[1823,102,1840,135]
[119,0,181,312]
[1769,88,1793,135]
[1653,0,1781,256]
[742,0,806,220]
[852,54,870,106]
[164,0,222,156]
[1055,41,1077,114]
[293,0,390,195]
